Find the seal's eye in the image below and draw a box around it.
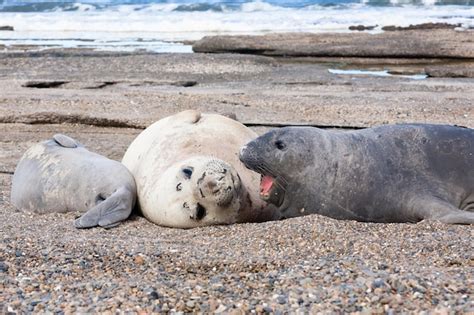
[182,167,193,179]
[176,183,182,191]
[275,140,286,150]
[183,202,189,209]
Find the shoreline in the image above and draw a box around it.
[0,44,473,313]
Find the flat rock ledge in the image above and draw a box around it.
[193,30,474,59]
[426,63,474,78]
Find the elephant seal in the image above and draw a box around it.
[122,110,276,228]
[11,134,136,228]
[239,124,474,224]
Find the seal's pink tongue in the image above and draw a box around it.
[260,176,274,196]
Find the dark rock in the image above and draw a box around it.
[348,297,358,305]
[23,81,68,89]
[378,263,389,270]
[173,80,197,87]
[79,260,89,269]
[149,291,160,300]
[349,25,377,31]
[372,278,385,289]
[0,261,9,272]
[0,26,14,31]
[382,23,461,31]
[277,295,287,304]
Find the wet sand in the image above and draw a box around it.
[0,49,473,313]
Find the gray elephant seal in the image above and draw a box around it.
[11,134,136,228]
[240,124,474,224]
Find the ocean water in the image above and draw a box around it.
[0,0,473,52]
[328,69,428,79]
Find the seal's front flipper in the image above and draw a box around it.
[53,134,81,148]
[414,196,474,225]
[74,186,134,229]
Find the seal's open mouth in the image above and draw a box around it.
[259,175,285,207]
[260,175,274,198]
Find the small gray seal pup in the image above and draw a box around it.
[11,134,136,228]
[239,124,474,224]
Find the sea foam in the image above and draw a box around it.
[0,1,473,53]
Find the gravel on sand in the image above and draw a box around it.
[1,177,472,313]
[0,50,473,313]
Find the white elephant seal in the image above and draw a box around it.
[122,110,276,228]
[240,124,474,224]
[11,134,137,228]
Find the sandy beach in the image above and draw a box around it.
[0,42,473,313]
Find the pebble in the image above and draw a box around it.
[134,255,144,265]
[148,291,159,300]
[0,261,9,272]
[214,304,227,313]
[277,295,287,305]
[372,278,385,289]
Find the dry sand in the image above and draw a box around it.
[0,50,473,313]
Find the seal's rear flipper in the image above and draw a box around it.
[430,208,474,225]
[414,196,474,225]
[74,186,134,229]
[53,134,80,148]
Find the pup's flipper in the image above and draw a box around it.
[74,186,134,229]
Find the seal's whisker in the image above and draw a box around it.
[242,148,289,192]
[255,162,288,192]
[259,161,289,187]
[255,163,272,177]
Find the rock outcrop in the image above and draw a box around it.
[193,30,474,59]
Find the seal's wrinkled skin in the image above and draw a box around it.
[240,124,474,224]
[122,110,276,228]
[11,134,136,228]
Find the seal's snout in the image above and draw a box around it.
[239,143,259,171]
[198,169,235,206]
[239,143,255,169]
[197,160,242,207]
[239,145,247,162]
